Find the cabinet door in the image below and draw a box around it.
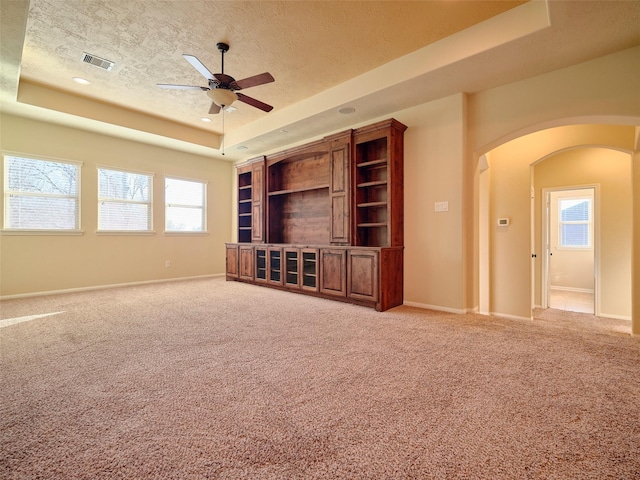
[347,250,379,302]
[301,248,319,292]
[255,247,268,283]
[226,244,239,279]
[268,247,283,285]
[239,246,254,281]
[251,161,265,242]
[284,248,300,288]
[319,249,347,297]
[330,142,350,244]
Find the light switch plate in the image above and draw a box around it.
[435,201,449,212]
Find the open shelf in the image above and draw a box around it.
[357,158,387,168]
[268,185,330,196]
[357,201,387,208]
[357,180,387,188]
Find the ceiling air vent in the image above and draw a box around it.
[81,52,115,71]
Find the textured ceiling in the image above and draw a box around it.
[19,0,521,131]
[2,1,640,161]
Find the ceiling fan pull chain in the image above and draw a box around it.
[221,109,225,156]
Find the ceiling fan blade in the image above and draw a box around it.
[208,102,221,115]
[231,72,275,91]
[157,84,208,91]
[236,93,273,112]
[183,54,215,81]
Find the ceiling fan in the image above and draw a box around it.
[158,42,274,115]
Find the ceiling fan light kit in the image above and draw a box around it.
[207,88,238,108]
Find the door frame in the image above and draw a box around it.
[540,185,600,314]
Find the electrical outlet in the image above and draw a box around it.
[165,260,171,268]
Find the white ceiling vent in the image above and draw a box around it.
[81,52,115,71]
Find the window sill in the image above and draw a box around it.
[96,230,156,236]
[1,229,84,236]
[164,231,209,236]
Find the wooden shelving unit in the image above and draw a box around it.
[226,119,406,311]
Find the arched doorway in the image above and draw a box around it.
[477,125,634,326]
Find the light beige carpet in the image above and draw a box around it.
[1,278,638,479]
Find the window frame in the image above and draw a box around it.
[2,152,83,235]
[97,165,154,235]
[557,196,593,250]
[164,175,208,234]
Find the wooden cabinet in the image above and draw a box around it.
[353,119,406,247]
[347,249,379,302]
[320,248,347,297]
[236,157,265,243]
[226,244,239,279]
[284,247,300,288]
[328,131,351,244]
[251,160,265,242]
[268,247,283,285]
[255,246,268,283]
[239,245,254,281]
[227,118,405,311]
[301,248,319,292]
[237,166,253,244]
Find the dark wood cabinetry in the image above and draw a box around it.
[320,248,347,297]
[227,119,405,311]
[235,157,265,243]
[353,119,406,247]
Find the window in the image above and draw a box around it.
[98,167,152,231]
[3,154,81,231]
[559,197,592,248]
[165,177,206,232]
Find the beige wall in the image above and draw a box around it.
[535,151,632,319]
[401,94,466,312]
[484,127,635,320]
[0,114,232,296]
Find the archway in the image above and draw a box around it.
[477,124,636,331]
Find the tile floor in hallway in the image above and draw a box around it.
[549,288,594,314]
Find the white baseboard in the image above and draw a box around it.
[550,286,594,294]
[403,301,478,315]
[597,312,632,321]
[0,274,224,300]
[403,301,466,314]
[489,312,533,322]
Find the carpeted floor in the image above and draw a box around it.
[1,277,638,479]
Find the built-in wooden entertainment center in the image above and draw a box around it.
[226,118,406,311]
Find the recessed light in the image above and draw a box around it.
[236,145,248,150]
[279,129,288,134]
[338,107,356,115]
[201,117,212,122]
[72,77,91,85]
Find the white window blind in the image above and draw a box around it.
[4,155,80,230]
[98,168,152,231]
[165,177,206,232]
[559,198,592,248]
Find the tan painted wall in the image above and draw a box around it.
[400,94,466,311]
[535,152,632,320]
[0,114,232,296]
[483,127,636,320]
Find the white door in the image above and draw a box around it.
[543,187,596,314]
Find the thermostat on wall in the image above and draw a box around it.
[497,218,510,226]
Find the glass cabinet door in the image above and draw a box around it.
[301,249,319,291]
[255,248,267,282]
[284,249,299,287]
[268,247,283,285]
